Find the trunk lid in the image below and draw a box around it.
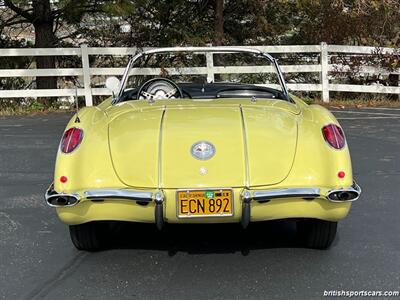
[108,101,298,188]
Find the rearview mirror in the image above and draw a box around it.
[105,76,120,96]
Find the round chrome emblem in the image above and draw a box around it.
[191,141,216,160]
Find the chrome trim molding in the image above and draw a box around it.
[84,189,154,201]
[157,106,166,189]
[239,105,250,189]
[250,188,321,202]
[45,183,80,208]
[326,181,361,202]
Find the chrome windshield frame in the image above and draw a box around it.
[115,46,290,103]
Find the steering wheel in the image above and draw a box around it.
[137,78,183,100]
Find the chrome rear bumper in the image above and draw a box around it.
[44,184,162,208]
[45,185,166,230]
[45,181,361,208]
[45,182,361,229]
[84,189,154,201]
[239,181,360,228]
[251,188,321,202]
[45,181,360,230]
[242,181,361,203]
[45,181,361,207]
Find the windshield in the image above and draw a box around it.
[115,47,289,103]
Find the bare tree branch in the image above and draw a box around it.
[1,10,33,30]
[3,0,33,22]
[1,19,30,27]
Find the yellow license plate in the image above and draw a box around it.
[177,189,233,218]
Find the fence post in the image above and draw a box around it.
[206,52,215,83]
[80,44,93,106]
[320,42,329,102]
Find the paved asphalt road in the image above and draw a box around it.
[0,108,399,299]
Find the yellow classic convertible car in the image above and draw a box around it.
[45,47,360,251]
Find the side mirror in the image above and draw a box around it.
[105,76,120,96]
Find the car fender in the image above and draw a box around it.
[277,98,353,189]
[53,106,122,193]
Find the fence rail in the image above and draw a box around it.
[0,43,399,105]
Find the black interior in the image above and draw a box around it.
[118,82,287,103]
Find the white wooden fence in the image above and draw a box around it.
[0,43,399,105]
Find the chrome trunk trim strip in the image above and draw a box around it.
[239,105,250,189]
[158,106,167,189]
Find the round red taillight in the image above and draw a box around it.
[338,171,345,178]
[60,176,68,183]
[322,124,346,150]
[60,127,83,153]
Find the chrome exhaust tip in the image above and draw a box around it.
[45,183,80,207]
[46,195,79,207]
[327,190,359,201]
[327,181,361,202]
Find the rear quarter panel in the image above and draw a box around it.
[53,106,122,193]
[276,96,353,190]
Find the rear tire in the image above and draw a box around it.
[69,222,107,251]
[297,219,337,249]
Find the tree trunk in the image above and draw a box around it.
[214,0,224,45]
[32,0,57,106]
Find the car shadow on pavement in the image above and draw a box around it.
[105,220,303,255]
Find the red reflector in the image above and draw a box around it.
[60,176,68,183]
[60,127,83,153]
[338,171,345,178]
[322,124,345,149]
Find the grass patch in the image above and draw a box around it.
[0,106,73,116]
[0,99,74,116]
[297,92,400,109]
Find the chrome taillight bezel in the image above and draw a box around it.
[322,124,346,150]
[60,127,84,154]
